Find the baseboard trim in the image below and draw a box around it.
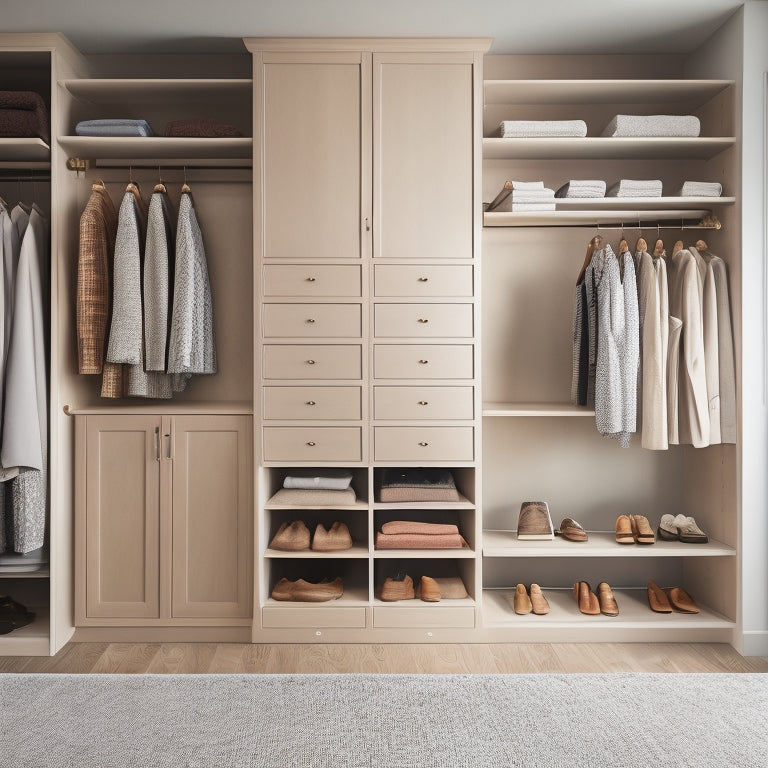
[72,626,252,643]
[739,631,768,657]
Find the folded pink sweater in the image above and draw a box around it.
[375,532,467,549]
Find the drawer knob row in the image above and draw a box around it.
[306,441,316,447]
[418,441,429,447]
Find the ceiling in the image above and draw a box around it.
[1,0,750,55]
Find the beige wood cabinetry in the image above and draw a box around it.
[75,414,252,626]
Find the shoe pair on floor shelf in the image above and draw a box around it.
[574,581,619,616]
[379,573,468,602]
[271,576,344,602]
[0,595,35,634]
[513,583,550,615]
[615,514,708,544]
[269,520,352,552]
[647,580,700,613]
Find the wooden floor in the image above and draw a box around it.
[1,642,767,674]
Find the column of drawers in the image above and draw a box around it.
[261,263,365,464]
[372,263,476,462]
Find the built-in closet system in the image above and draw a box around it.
[0,18,762,654]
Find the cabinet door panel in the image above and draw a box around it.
[171,416,253,619]
[84,416,160,619]
[375,54,473,259]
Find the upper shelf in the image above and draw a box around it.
[0,138,51,167]
[483,137,735,160]
[484,79,733,107]
[60,78,253,104]
[57,136,253,163]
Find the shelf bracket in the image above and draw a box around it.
[66,157,89,175]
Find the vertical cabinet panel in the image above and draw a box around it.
[171,416,253,619]
[374,54,474,259]
[84,416,160,619]
[263,54,368,260]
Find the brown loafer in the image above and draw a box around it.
[380,573,415,602]
[418,576,441,602]
[557,517,588,542]
[596,581,619,616]
[312,521,353,551]
[631,514,656,544]
[269,520,310,551]
[271,576,343,602]
[666,586,699,614]
[514,583,532,614]
[615,514,634,544]
[529,583,550,615]
[416,576,468,600]
[573,581,600,615]
[647,580,672,612]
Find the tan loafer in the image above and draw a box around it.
[666,586,699,613]
[529,583,550,615]
[514,583,532,614]
[269,520,310,551]
[312,521,353,551]
[418,576,441,602]
[380,573,415,602]
[271,576,343,602]
[558,517,588,542]
[573,581,600,615]
[596,581,619,616]
[615,514,634,544]
[631,514,656,544]
[647,580,672,612]
[416,576,468,600]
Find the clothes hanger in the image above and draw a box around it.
[695,238,709,251]
[181,166,191,196]
[576,232,603,284]
[652,237,665,258]
[126,166,141,196]
[485,180,512,212]
[672,239,684,255]
[154,166,167,194]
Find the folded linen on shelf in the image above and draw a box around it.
[677,181,723,197]
[283,469,353,491]
[75,119,154,137]
[487,183,556,212]
[555,180,607,198]
[164,118,243,137]
[601,114,700,138]
[497,120,587,138]
[375,531,467,549]
[607,179,663,198]
[380,520,459,535]
[267,487,357,505]
[0,90,50,143]
[379,468,461,502]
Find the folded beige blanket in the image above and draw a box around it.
[375,532,467,549]
[379,487,461,502]
[381,521,459,535]
[267,488,357,505]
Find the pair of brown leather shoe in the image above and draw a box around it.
[573,581,619,616]
[514,583,550,615]
[379,573,415,601]
[615,514,655,544]
[647,580,699,613]
[271,576,344,602]
[269,520,352,552]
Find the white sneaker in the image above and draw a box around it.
[672,514,708,544]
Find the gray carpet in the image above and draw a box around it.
[1,673,766,767]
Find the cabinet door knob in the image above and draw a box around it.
[418,401,428,406]
[307,318,316,323]
[418,441,429,447]
[306,359,316,364]
[418,277,429,282]
[306,277,316,282]
[417,318,429,323]
[364,216,371,232]
[306,441,316,447]
[306,400,316,405]
[418,359,428,364]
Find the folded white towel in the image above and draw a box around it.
[601,114,700,138]
[508,202,556,212]
[678,181,723,197]
[555,180,607,198]
[607,179,663,198]
[510,189,556,201]
[284,469,353,490]
[510,180,546,190]
[498,120,587,138]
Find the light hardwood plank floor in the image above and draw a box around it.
[1,642,767,674]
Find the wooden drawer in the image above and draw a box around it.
[263,264,362,297]
[263,345,362,380]
[374,345,473,379]
[264,386,362,420]
[262,606,366,628]
[374,386,474,420]
[374,426,474,461]
[262,303,361,338]
[263,427,362,462]
[373,606,475,628]
[374,303,473,338]
[374,265,473,297]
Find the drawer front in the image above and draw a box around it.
[264,386,362,420]
[263,265,362,297]
[264,427,362,462]
[262,303,362,338]
[262,606,366,628]
[373,606,475,628]
[374,386,474,420]
[374,265,473,297]
[374,345,473,379]
[374,426,474,461]
[374,303,473,338]
[263,345,362,380]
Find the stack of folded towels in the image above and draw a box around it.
[375,521,467,550]
[267,468,356,505]
[601,114,700,137]
[378,468,461,502]
[0,91,50,144]
[497,119,587,138]
[677,181,723,197]
[555,180,607,199]
[607,179,664,198]
[76,119,154,137]
[486,180,556,212]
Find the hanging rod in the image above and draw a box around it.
[67,157,252,171]
[0,171,52,182]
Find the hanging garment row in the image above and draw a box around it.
[572,234,735,450]
[0,196,48,555]
[77,179,217,399]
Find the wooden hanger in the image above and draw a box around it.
[485,181,512,212]
[126,166,140,196]
[672,240,684,255]
[181,166,191,196]
[635,236,648,253]
[618,237,629,254]
[154,166,167,194]
[696,238,709,251]
[652,238,665,258]
[576,234,603,284]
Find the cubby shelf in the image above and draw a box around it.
[482,402,595,417]
[0,137,50,165]
[264,545,369,559]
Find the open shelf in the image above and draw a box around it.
[60,78,252,103]
[483,402,595,417]
[264,586,369,607]
[264,544,369,559]
[57,135,252,162]
[483,530,736,557]
[0,137,50,165]
[374,548,475,559]
[373,499,475,510]
[0,606,49,656]
[372,596,476,608]
[484,209,718,227]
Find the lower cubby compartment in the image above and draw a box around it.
[262,466,369,508]
[0,576,50,655]
[372,466,476,505]
[264,557,369,604]
[264,508,368,558]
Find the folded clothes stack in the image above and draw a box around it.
[375,521,467,549]
[0,91,50,143]
[607,179,663,198]
[379,468,460,502]
[75,119,154,137]
[267,468,356,505]
[164,118,243,137]
[601,114,700,137]
[497,119,587,138]
[555,180,607,198]
[486,180,556,212]
[677,181,723,197]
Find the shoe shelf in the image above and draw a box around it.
[264,586,370,608]
[0,606,50,656]
[373,596,476,608]
[483,530,736,557]
[483,208,725,228]
[373,499,476,510]
[483,402,595,417]
[374,548,476,559]
[264,543,370,559]
[263,499,369,511]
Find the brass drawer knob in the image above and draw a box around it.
[418,359,428,364]
[306,359,316,364]
[418,441,429,447]
[306,277,316,282]
[418,277,429,282]
[418,401,428,406]
[306,441,316,447]
[307,318,316,323]
[417,318,429,323]
[306,400,316,405]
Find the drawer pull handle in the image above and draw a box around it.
[306,359,316,365]
[306,441,316,447]
[418,441,429,447]
[418,277,429,282]
[307,318,316,323]
[417,318,429,323]
[306,277,316,282]
[306,400,316,405]
[418,401,428,406]
[418,359,429,364]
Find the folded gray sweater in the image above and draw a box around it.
[601,114,700,138]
